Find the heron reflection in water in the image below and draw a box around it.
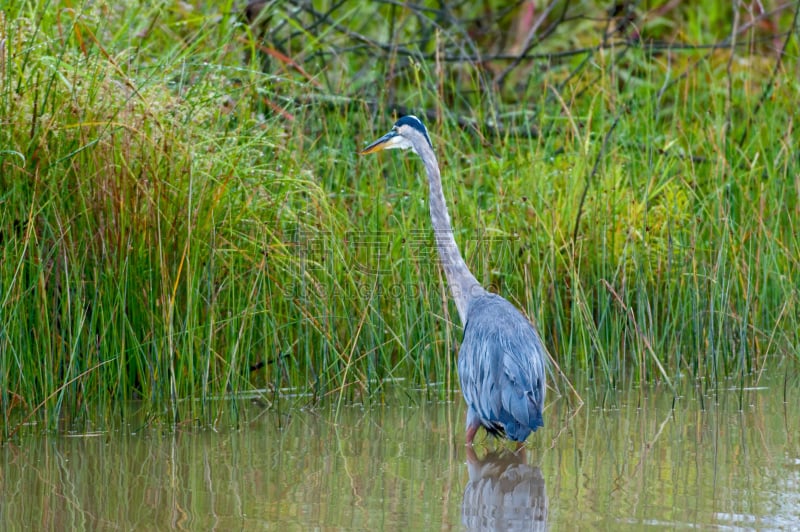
[361,116,547,445]
[462,448,547,531]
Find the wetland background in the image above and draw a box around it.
[1,0,798,445]
[3,1,800,528]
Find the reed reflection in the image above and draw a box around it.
[461,447,547,531]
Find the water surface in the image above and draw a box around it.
[2,379,799,530]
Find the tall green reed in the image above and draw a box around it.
[1,1,798,434]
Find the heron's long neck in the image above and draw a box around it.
[420,148,483,324]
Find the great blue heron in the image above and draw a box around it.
[361,115,546,445]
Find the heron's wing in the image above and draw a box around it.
[496,320,546,431]
[459,295,546,435]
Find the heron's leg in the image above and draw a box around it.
[465,408,481,446]
[465,422,480,446]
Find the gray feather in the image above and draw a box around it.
[458,293,546,441]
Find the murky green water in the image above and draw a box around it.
[3,378,799,530]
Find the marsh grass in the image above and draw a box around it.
[1,1,798,435]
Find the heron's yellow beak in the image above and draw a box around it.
[360,130,399,155]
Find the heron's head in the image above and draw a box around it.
[360,115,433,157]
